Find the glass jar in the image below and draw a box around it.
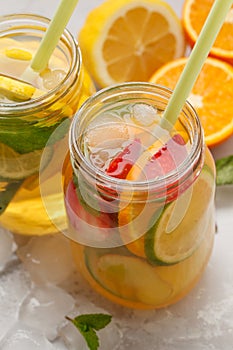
[0,14,95,235]
[63,83,216,309]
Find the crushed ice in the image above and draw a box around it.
[0,227,232,349]
[0,322,56,350]
[17,234,75,286]
[0,228,16,271]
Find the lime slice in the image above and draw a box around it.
[0,143,53,181]
[85,249,172,306]
[145,165,215,265]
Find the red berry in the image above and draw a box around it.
[106,138,142,179]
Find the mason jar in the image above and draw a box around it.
[63,83,216,309]
[0,14,95,235]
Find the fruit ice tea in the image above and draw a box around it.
[63,83,216,309]
[0,14,95,235]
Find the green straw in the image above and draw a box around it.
[30,0,79,72]
[160,0,233,129]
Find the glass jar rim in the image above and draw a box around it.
[0,13,81,113]
[70,82,204,198]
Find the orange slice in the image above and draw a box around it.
[149,57,233,147]
[78,0,185,88]
[182,0,233,63]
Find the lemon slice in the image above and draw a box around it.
[0,74,38,102]
[145,166,215,265]
[0,143,53,181]
[78,0,185,87]
[5,48,32,61]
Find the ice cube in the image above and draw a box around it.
[86,122,129,149]
[88,111,122,129]
[98,321,122,350]
[17,234,75,285]
[0,322,55,350]
[41,69,66,90]
[0,228,16,271]
[60,317,122,350]
[18,284,75,341]
[59,303,122,350]
[59,322,88,350]
[132,103,159,126]
[0,264,31,342]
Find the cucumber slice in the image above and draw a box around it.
[85,248,172,306]
[145,165,215,265]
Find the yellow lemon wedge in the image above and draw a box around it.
[0,74,38,102]
[5,48,32,61]
[78,0,186,88]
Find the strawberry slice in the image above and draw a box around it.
[143,133,187,180]
[144,133,189,202]
[65,180,112,230]
[123,133,188,203]
[106,138,142,179]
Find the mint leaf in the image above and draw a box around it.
[216,155,233,186]
[73,314,112,331]
[77,326,99,350]
[66,313,112,350]
[0,117,70,154]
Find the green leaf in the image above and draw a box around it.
[0,117,70,154]
[73,313,112,331]
[216,155,233,186]
[66,313,112,350]
[78,327,99,350]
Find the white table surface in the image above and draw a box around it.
[0,0,233,349]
